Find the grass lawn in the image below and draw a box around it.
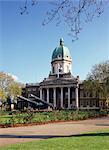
[1,129,109,150]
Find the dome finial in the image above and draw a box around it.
[60,38,64,46]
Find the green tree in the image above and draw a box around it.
[88,60,109,82]
[0,88,6,100]
[0,72,14,101]
[84,60,109,102]
[8,82,22,100]
[0,72,22,101]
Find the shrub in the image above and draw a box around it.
[1,109,108,127]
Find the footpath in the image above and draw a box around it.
[0,117,109,147]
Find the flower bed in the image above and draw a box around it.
[0,110,108,128]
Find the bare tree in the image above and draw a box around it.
[20,0,108,41]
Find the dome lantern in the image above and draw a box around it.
[51,39,72,75]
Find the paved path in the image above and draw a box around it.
[0,117,109,147]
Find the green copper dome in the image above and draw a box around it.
[52,38,71,61]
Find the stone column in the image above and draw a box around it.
[47,88,49,103]
[40,88,42,99]
[42,89,44,100]
[68,87,71,109]
[75,86,79,109]
[61,87,63,108]
[53,88,56,108]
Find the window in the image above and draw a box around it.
[83,92,86,97]
[80,91,83,97]
[86,101,89,106]
[52,67,54,73]
[58,55,61,58]
[93,100,96,106]
[83,101,86,107]
[100,101,103,107]
[72,91,75,99]
[28,88,31,92]
[32,88,36,91]
[89,92,92,97]
[83,91,89,97]
[80,100,83,106]
[90,100,93,107]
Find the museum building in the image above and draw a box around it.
[21,39,104,110]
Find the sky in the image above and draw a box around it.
[0,0,109,83]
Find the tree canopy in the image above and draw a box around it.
[84,60,109,101]
[0,72,22,101]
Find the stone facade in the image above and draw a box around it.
[21,39,106,110]
[39,73,79,109]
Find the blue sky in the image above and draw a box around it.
[0,1,109,83]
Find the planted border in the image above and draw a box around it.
[0,110,108,128]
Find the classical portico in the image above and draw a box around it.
[39,75,79,109]
[39,82,79,109]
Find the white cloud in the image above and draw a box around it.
[7,73,18,81]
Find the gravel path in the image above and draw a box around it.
[0,117,109,147]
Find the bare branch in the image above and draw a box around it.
[20,0,38,15]
[42,0,107,41]
[20,0,108,41]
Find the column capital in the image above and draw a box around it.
[75,84,79,88]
